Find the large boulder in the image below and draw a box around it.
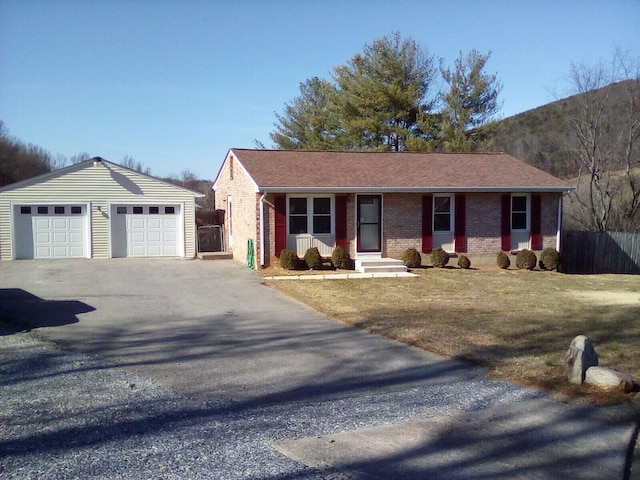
[563,335,599,384]
[584,366,634,392]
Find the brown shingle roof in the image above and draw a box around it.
[229,149,574,192]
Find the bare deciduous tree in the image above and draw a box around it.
[121,155,151,175]
[563,50,640,232]
[0,121,53,185]
[50,153,68,170]
[70,152,91,164]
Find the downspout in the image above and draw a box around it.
[259,190,266,268]
[556,191,568,252]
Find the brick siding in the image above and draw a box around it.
[382,192,561,259]
[215,165,562,268]
[214,154,260,267]
[382,193,423,258]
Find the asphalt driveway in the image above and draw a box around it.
[0,258,479,406]
[1,259,637,479]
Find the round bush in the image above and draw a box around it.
[331,245,351,270]
[430,247,450,268]
[457,255,471,269]
[515,249,537,270]
[401,248,422,268]
[497,251,510,269]
[303,247,322,270]
[539,247,560,271]
[279,249,299,270]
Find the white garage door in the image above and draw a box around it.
[111,205,182,257]
[13,205,88,259]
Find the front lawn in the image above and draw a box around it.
[265,267,640,405]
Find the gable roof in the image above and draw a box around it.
[0,157,204,196]
[223,149,574,193]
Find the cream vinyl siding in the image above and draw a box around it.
[0,160,199,260]
[0,198,14,260]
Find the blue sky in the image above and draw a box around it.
[1,1,638,180]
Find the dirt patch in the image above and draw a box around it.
[569,290,640,306]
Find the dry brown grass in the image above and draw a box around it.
[265,266,640,405]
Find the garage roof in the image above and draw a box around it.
[0,157,205,196]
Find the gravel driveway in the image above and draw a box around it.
[1,259,636,479]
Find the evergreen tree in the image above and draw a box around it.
[270,33,438,151]
[332,33,437,151]
[268,37,502,153]
[439,50,502,152]
[269,77,344,150]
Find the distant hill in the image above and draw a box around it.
[485,80,635,179]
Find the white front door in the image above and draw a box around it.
[357,195,382,253]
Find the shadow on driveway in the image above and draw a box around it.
[0,260,638,479]
[0,288,95,335]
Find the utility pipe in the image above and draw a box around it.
[557,191,570,252]
[259,191,266,268]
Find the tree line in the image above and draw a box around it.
[1,121,58,187]
[0,121,203,191]
[0,123,105,187]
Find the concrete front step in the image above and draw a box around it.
[355,258,408,274]
[198,252,233,260]
[360,265,409,273]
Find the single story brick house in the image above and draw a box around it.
[0,157,203,260]
[212,149,574,269]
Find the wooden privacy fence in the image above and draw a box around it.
[561,231,640,274]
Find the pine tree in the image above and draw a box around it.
[439,50,502,152]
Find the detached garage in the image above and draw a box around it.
[0,157,203,260]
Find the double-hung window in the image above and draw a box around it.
[312,198,331,234]
[288,196,333,235]
[289,198,308,234]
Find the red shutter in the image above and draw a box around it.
[274,195,286,257]
[531,194,542,250]
[454,194,466,253]
[335,194,348,249]
[501,194,511,251]
[422,194,433,253]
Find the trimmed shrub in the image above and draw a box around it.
[303,247,322,270]
[279,249,300,270]
[401,248,422,268]
[430,247,450,268]
[539,247,560,271]
[515,249,537,270]
[497,251,511,269]
[331,245,352,270]
[457,255,471,269]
